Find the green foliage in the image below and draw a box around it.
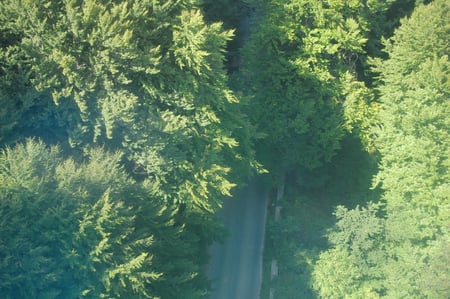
[341,72,379,151]
[2,0,446,298]
[0,0,257,212]
[0,140,211,298]
[0,2,258,297]
[419,230,450,298]
[373,0,450,243]
[328,203,384,256]
[0,31,68,146]
[312,1,450,297]
[312,203,386,298]
[237,0,400,177]
[373,1,449,296]
[201,0,252,72]
[260,137,380,298]
[313,247,371,299]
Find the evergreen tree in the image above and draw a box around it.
[0,139,214,298]
[0,1,257,296]
[0,0,255,212]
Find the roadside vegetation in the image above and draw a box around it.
[261,137,381,298]
[238,0,449,297]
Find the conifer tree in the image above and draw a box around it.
[0,0,254,212]
[0,2,256,296]
[0,139,213,298]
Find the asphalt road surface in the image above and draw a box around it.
[207,181,269,299]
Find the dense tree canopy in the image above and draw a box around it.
[0,140,216,298]
[0,0,448,297]
[313,1,450,297]
[372,0,449,296]
[235,0,401,176]
[0,1,242,297]
[0,0,257,212]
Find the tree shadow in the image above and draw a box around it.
[262,134,381,298]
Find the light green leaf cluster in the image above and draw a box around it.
[341,71,380,151]
[313,247,366,298]
[313,202,385,298]
[372,2,449,296]
[374,0,450,242]
[329,203,384,256]
[172,9,212,74]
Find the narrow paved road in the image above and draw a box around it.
[207,181,268,299]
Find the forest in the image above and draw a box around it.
[0,0,448,298]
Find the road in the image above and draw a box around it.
[207,180,269,299]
